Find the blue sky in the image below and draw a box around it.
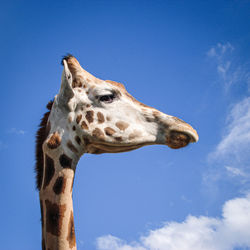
[1,0,250,249]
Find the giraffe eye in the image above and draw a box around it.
[99,94,116,103]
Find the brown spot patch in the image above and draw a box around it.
[67,211,76,248]
[76,114,82,124]
[72,126,76,131]
[106,116,111,121]
[97,112,105,124]
[153,110,161,117]
[92,128,105,140]
[59,154,72,169]
[75,135,81,145]
[81,121,89,130]
[53,176,66,195]
[114,136,122,142]
[45,200,66,237]
[86,104,90,108]
[145,116,155,122]
[104,127,116,136]
[153,111,161,121]
[86,110,94,123]
[115,121,129,131]
[72,78,83,88]
[67,140,78,153]
[47,132,61,149]
[43,155,55,189]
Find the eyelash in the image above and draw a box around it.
[99,93,116,103]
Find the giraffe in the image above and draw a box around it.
[35,55,198,250]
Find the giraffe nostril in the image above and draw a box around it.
[166,131,191,149]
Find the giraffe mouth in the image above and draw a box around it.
[86,141,150,154]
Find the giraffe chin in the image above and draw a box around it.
[86,142,147,154]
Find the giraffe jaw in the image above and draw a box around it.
[86,141,150,154]
[85,129,198,154]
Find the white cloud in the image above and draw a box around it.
[206,96,250,190]
[207,42,250,92]
[225,166,247,178]
[211,97,250,160]
[96,194,250,250]
[205,43,250,191]
[97,235,145,250]
[207,42,234,58]
[7,128,26,135]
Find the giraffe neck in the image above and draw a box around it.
[39,135,82,250]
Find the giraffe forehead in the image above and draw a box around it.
[62,56,152,111]
[86,80,125,96]
[105,80,153,109]
[71,78,151,113]
[105,80,126,90]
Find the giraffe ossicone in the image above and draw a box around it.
[36,55,198,250]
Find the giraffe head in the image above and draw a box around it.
[48,55,198,156]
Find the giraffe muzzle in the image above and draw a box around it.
[165,129,198,149]
[161,114,199,149]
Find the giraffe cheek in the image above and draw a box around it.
[128,130,142,141]
[97,112,105,124]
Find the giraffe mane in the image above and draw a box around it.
[35,100,54,190]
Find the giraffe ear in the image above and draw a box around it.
[57,59,74,107]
